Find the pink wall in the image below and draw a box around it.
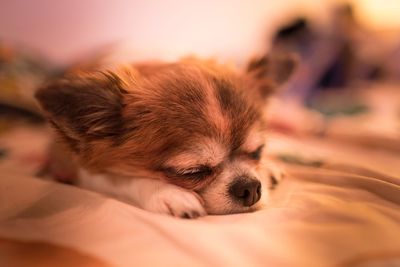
[0,0,333,66]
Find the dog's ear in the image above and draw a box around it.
[246,52,297,98]
[35,72,127,151]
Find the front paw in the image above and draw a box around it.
[143,185,207,219]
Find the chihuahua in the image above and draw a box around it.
[35,54,295,218]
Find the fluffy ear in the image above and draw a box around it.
[35,72,127,151]
[246,52,297,98]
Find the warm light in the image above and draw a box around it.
[351,0,400,31]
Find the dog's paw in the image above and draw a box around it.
[143,185,207,219]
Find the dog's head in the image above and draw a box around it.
[35,54,295,214]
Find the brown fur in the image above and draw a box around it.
[35,55,295,211]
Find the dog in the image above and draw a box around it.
[35,54,295,218]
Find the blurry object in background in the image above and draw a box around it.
[263,2,400,152]
[346,0,400,84]
[0,42,113,127]
[384,44,400,82]
[0,43,56,115]
[315,4,360,88]
[269,16,318,100]
[269,3,400,100]
[0,124,50,177]
[272,18,314,56]
[265,97,325,135]
[315,4,386,88]
[268,81,400,152]
[312,83,400,152]
[0,104,43,125]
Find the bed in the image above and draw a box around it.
[1,122,400,267]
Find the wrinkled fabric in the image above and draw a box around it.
[1,129,400,267]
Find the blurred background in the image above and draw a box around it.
[1,0,400,65]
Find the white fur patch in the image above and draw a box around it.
[78,169,206,218]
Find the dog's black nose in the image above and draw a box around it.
[229,178,262,207]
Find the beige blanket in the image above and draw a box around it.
[1,124,400,267]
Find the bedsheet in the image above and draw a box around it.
[1,124,400,267]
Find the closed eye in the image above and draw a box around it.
[164,165,213,180]
[249,144,264,160]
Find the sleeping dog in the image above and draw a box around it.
[35,55,295,218]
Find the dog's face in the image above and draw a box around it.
[36,55,295,215]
